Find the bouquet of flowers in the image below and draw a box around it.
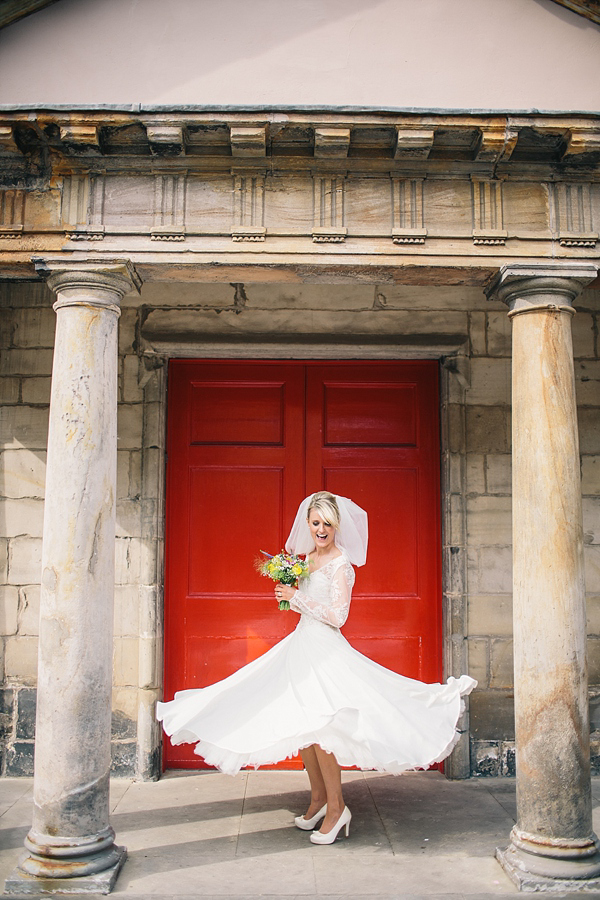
[256,550,309,610]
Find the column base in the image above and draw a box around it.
[4,847,126,896]
[497,846,600,893]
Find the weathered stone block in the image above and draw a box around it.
[446,404,465,454]
[445,451,462,494]
[486,453,511,494]
[0,538,7,583]
[445,494,464,545]
[5,741,34,775]
[20,376,51,405]
[590,692,600,731]
[443,546,465,596]
[490,639,514,689]
[466,406,509,453]
[582,456,600,495]
[112,686,140,723]
[479,547,513,594]
[7,536,42,585]
[0,498,44,538]
[143,402,163,449]
[140,447,159,499]
[117,450,131,499]
[467,359,511,406]
[4,635,38,680]
[572,312,595,359]
[486,311,512,357]
[111,740,136,777]
[585,544,600,593]
[0,687,14,742]
[575,360,600,406]
[117,403,143,450]
[111,708,136,740]
[0,584,18,635]
[470,690,515,740]
[113,636,139,686]
[15,688,36,739]
[114,585,141,637]
[0,377,19,403]
[0,406,49,450]
[584,497,600,545]
[501,741,516,776]
[466,454,485,495]
[122,354,143,403]
[468,594,513,637]
[588,638,600,683]
[467,637,489,688]
[579,408,600,454]
[471,739,500,776]
[118,308,138,356]
[588,595,600,635]
[0,348,54,377]
[115,537,141,584]
[18,584,40,636]
[0,448,46,499]
[130,450,143,499]
[11,308,56,348]
[466,496,512,546]
[116,499,142,538]
[469,311,487,356]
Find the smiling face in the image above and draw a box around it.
[308,508,336,552]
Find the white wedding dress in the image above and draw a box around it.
[157,553,476,776]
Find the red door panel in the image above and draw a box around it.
[164,360,441,769]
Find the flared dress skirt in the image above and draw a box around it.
[156,614,476,776]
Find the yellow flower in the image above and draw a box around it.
[292,564,302,576]
[268,563,275,574]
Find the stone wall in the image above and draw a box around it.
[0,279,598,778]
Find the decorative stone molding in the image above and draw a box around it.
[563,127,600,159]
[63,173,106,240]
[392,177,427,245]
[312,174,346,242]
[230,125,267,157]
[550,182,598,249]
[0,188,24,237]
[395,126,435,159]
[314,127,351,159]
[471,178,507,246]
[0,124,21,156]
[231,171,266,241]
[152,173,186,241]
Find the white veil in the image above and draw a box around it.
[285,493,368,567]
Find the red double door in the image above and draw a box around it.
[164,360,442,768]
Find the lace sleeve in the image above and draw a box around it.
[290,560,355,628]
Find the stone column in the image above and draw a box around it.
[487,262,600,891]
[5,259,141,895]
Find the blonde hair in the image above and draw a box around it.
[307,491,341,531]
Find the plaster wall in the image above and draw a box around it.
[1,280,599,778]
[0,0,599,112]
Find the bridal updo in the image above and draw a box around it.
[307,491,341,531]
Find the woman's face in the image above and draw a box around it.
[308,508,336,551]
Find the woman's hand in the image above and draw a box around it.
[275,584,296,605]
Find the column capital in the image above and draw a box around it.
[485,262,598,315]
[32,257,142,311]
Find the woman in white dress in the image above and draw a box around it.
[156,491,476,845]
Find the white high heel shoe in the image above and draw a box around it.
[294,803,327,830]
[310,806,351,844]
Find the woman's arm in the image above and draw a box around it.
[288,562,354,627]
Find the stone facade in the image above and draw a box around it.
[1,275,599,779]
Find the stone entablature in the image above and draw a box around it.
[0,111,599,277]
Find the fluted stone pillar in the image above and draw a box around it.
[487,262,600,891]
[5,259,141,895]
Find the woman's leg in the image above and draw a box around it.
[313,744,345,833]
[299,744,327,819]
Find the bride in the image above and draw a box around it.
[156,491,476,845]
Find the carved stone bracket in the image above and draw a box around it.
[312,174,346,242]
[472,177,507,246]
[59,124,100,154]
[392,177,427,245]
[550,182,598,248]
[476,125,518,162]
[230,126,267,158]
[314,127,351,159]
[395,127,434,159]
[146,124,185,156]
[231,171,266,241]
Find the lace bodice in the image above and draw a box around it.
[290,555,355,628]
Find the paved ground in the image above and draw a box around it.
[1,770,600,899]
